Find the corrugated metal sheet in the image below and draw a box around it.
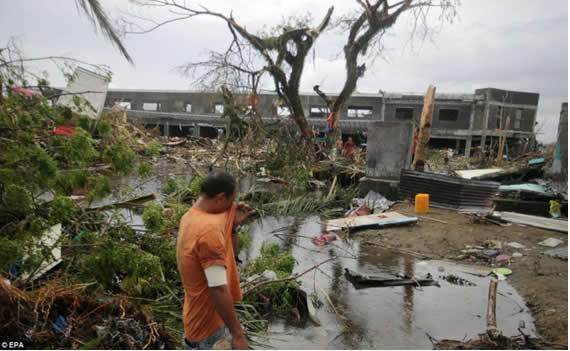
[399,170,500,214]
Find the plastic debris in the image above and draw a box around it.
[512,252,523,258]
[538,238,564,248]
[482,249,499,257]
[52,315,68,333]
[353,190,394,214]
[495,254,512,265]
[507,242,527,250]
[543,247,568,260]
[550,200,561,219]
[311,233,340,246]
[492,267,512,276]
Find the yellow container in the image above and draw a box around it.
[415,193,429,214]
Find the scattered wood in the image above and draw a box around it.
[416,215,448,224]
[242,257,335,295]
[344,268,438,289]
[486,280,499,339]
[413,85,436,170]
[319,286,347,328]
[83,193,157,211]
[162,139,185,147]
[326,176,337,200]
[494,211,567,233]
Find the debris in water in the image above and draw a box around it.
[344,268,439,289]
[439,274,477,286]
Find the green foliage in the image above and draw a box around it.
[162,178,178,195]
[142,202,166,232]
[237,232,251,253]
[53,169,89,195]
[64,129,99,165]
[0,236,27,270]
[145,141,162,157]
[79,114,91,131]
[96,118,112,136]
[79,233,163,295]
[102,137,136,175]
[86,175,111,202]
[248,243,295,279]
[252,194,349,218]
[189,175,203,197]
[49,196,77,223]
[137,162,153,179]
[2,184,33,216]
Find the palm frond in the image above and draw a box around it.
[76,0,134,64]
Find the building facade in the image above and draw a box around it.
[103,87,539,156]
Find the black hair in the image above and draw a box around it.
[200,171,236,198]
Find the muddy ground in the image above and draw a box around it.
[353,205,568,346]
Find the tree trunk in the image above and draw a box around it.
[327,57,360,140]
[289,93,313,138]
[413,85,436,170]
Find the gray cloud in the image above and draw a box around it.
[0,0,566,142]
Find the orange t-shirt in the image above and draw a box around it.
[176,203,242,341]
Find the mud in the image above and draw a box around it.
[353,205,568,346]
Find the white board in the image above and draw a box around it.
[57,67,109,120]
[326,211,417,232]
[495,211,568,233]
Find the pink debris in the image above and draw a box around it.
[495,254,512,265]
[311,233,340,246]
[53,125,75,137]
[11,86,41,97]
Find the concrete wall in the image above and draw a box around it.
[475,87,540,105]
[365,121,413,180]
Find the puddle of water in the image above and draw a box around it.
[242,216,536,350]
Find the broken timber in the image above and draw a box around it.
[344,268,438,289]
[486,280,500,339]
[494,211,568,233]
[412,85,436,170]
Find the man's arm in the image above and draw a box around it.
[209,285,248,350]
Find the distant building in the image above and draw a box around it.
[104,87,539,156]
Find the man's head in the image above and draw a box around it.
[199,171,237,213]
[348,137,353,142]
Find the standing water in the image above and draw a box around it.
[242,216,536,349]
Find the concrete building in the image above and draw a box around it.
[103,87,539,156]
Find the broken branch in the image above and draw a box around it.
[243,257,335,295]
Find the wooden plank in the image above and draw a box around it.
[412,85,436,170]
[486,280,498,338]
[495,211,568,233]
[326,211,417,232]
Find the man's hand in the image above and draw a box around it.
[231,332,248,350]
[234,202,255,227]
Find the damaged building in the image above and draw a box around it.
[104,87,539,156]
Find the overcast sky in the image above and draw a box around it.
[0,0,567,142]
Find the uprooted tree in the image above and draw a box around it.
[126,0,457,142]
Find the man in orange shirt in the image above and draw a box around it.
[177,171,255,349]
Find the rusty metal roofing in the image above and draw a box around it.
[399,170,500,214]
